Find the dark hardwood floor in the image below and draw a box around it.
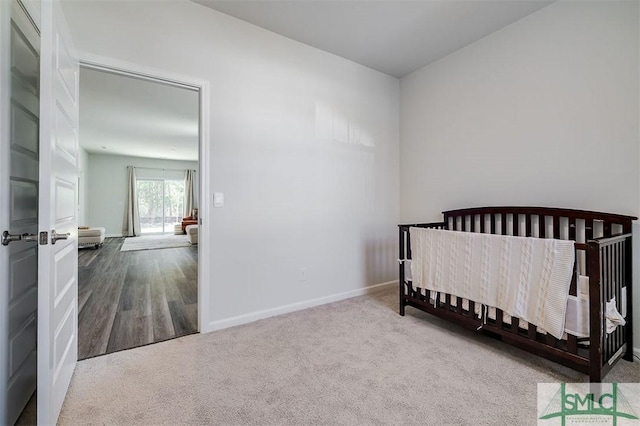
[78,237,198,360]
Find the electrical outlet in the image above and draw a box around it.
[299,268,307,281]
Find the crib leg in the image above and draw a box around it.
[624,237,633,362]
[624,341,634,362]
[624,310,634,361]
[399,227,406,316]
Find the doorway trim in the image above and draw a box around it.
[77,51,211,333]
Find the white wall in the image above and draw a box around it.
[86,153,198,237]
[77,147,89,225]
[401,0,639,222]
[400,1,640,350]
[63,1,400,326]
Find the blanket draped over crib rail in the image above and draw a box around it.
[410,227,575,339]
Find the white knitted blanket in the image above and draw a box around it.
[410,228,575,339]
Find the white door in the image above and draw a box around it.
[0,1,41,424]
[37,0,79,424]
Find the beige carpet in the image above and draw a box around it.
[59,286,640,425]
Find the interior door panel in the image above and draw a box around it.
[3,1,40,424]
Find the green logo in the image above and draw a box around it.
[539,383,639,425]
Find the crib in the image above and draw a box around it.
[398,207,636,382]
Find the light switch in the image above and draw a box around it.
[213,192,224,207]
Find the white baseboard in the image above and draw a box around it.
[203,280,397,333]
[105,233,122,238]
[634,347,640,359]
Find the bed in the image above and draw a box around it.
[398,206,636,382]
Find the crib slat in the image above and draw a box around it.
[490,214,496,234]
[624,237,631,361]
[607,245,612,361]
[546,334,558,348]
[480,214,485,234]
[585,219,594,241]
[553,216,560,239]
[539,216,546,238]
[445,293,451,310]
[610,244,616,359]
[511,317,519,333]
[611,244,616,360]
[567,219,579,353]
[525,215,532,237]
[620,241,625,353]
[496,309,503,328]
[611,243,622,351]
[620,240,625,352]
[602,245,608,361]
[468,300,475,318]
[569,271,577,297]
[620,240,626,353]
[513,214,519,236]
[617,242,623,353]
[600,245,609,360]
[399,229,406,315]
[528,323,536,339]
[501,214,507,236]
[614,243,620,356]
[568,217,576,241]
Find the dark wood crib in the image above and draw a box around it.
[398,207,636,382]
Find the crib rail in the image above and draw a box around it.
[443,206,634,241]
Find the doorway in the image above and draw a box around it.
[3,2,211,423]
[76,65,202,359]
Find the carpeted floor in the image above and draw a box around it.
[59,286,640,425]
[120,234,191,252]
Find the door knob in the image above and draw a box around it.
[2,231,39,246]
[51,230,70,245]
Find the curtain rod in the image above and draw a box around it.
[130,166,196,172]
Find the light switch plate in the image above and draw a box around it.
[213,192,224,207]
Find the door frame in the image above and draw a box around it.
[78,52,211,332]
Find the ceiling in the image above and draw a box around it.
[79,2,553,159]
[79,67,199,161]
[193,0,553,78]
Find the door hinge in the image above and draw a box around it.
[39,231,48,245]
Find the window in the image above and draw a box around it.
[137,179,185,233]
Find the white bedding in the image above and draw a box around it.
[410,227,576,339]
[405,258,626,338]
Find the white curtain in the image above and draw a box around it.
[184,169,197,218]
[122,166,141,237]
